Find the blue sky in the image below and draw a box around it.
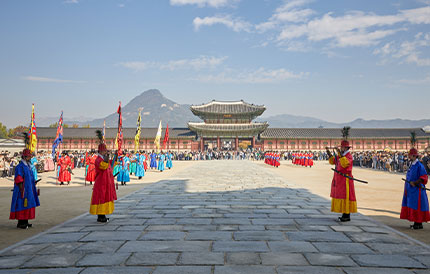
[1,0,429,127]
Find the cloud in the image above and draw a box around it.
[23,76,86,83]
[120,56,228,71]
[192,67,307,83]
[193,15,251,32]
[118,4,125,8]
[374,32,430,66]
[63,0,79,4]
[170,0,238,8]
[397,74,430,84]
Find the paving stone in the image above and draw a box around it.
[413,255,430,267]
[117,225,147,231]
[77,253,130,266]
[213,218,251,225]
[0,243,48,256]
[109,218,147,225]
[177,218,212,225]
[360,226,393,234]
[251,219,295,225]
[215,266,276,274]
[238,225,265,231]
[268,241,318,253]
[80,231,141,242]
[146,225,183,231]
[217,225,239,231]
[234,231,285,241]
[81,225,119,231]
[299,225,332,232]
[179,252,224,265]
[276,266,345,273]
[73,240,125,254]
[212,241,270,252]
[38,242,83,254]
[186,231,232,240]
[23,254,83,268]
[226,252,260,265]
[0,255,32,269]
[31,268,84,274]
[261,252,308,265]
[0,269,33,274]
[27,232,88,244]
[152,266,211,274]
[118,241,211,253]
[342,267,416,274]
[127,252,179,265]
[346,232,411,244]
[265,225,298,231]
[145,218,177,225]
[286,232,351,242]
[351,254,426,268]
[305,253,357,267]
[366,243,430,255]
[139,231,186,240]
[312,242,374,254]
[183,225,217,231]
[331,226,363,232]
[79,266,153,274]
[51,226,85,233]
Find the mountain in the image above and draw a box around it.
[259,114,430,129]
[37,116,94,127]
[87,89,198,127]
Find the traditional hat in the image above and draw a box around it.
[340,126,351,148]
[22,148,32,157]
[408,148,419,156]
[95,129,107,152]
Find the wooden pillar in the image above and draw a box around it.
[200,138,204,151]
[217,137,221,149]
[252,136,255,148]
[235,137,239,151]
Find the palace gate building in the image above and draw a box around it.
[35,100,430,152]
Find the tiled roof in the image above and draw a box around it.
[188,122,269,132]
[260,128,430,139]
[37,127,195,139]
[190,100,266,115]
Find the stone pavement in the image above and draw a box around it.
[1,160,429,274]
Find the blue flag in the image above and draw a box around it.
[52,111,63,158]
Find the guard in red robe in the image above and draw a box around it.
[328,140,357,222]
[58,152,72,185]
[85,152,97,185]
[89,143,117,222]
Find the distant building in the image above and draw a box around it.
[35,100,430,152]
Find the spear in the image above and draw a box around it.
[402,178,430,191]
[331,168,368,184]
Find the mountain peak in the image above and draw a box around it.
[141,89,163,97]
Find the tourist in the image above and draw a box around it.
[400,148,429,229]
[89,141,117,223]
[327,129,357,222]
[10,148,40,229]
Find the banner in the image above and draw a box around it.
[134,109,142,152]
[28,104,37,153]
[52,111,63,157]
[154,120,162,152]
[116,102,123,155]
[163,123,169,149]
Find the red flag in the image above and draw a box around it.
[117,101,123,155]
[163,123,169,149]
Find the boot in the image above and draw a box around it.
[338,213,351,222]
[97,215,109,223]
[17,220,28,229]
[410,222,423,229]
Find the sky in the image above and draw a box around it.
[0,0,429,128]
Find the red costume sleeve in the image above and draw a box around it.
[420,174,428,185]
[15,175,24,184]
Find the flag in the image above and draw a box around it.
[154,120,162,152]
[102,119,106,142]
[28,104,37,153]
[134,109,142,152]
[116,102,123,155]
[163,123,169,149]
[52,111,63,157]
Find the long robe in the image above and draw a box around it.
[85,154,97,182]
[150,153,157,168]
[58,156,72,183]
[329,152,357,214]
[166,153,173,169]
[30,157,38,181]
[10,160,40,220]
[400,160,429,223]
[135,154,145,177]
[158,154,165,171]
[117,156,130,183]
[89,154,117,215]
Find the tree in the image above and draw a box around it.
[49,123,58,128]
[7,125,28,138]
[63,124,69,128]
[0,122,8,138]
[82,124,90,128]
[72,124,79,128]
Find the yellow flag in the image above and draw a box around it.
[154,120,162,152]
[134,110,142,151]
[28,104,37,153]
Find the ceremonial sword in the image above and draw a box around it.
[331,168,369,184]
[402,178,430,191]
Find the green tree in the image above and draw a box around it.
[7,126,28,138]
[0,122,8,138]
[72,124,79,128]
[64,124,69,128]
[49,122,58,128]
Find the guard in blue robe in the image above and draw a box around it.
[135,153,145,179]
[10,149,40,229]
[158,153,165,172]
[150,151,157,169]
[166,152,173,169]
[117,156,130,185]
[30,156,38,181]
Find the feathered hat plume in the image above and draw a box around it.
[341,126,351,140]
[410,131,417,148]
[95,129,104,144]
